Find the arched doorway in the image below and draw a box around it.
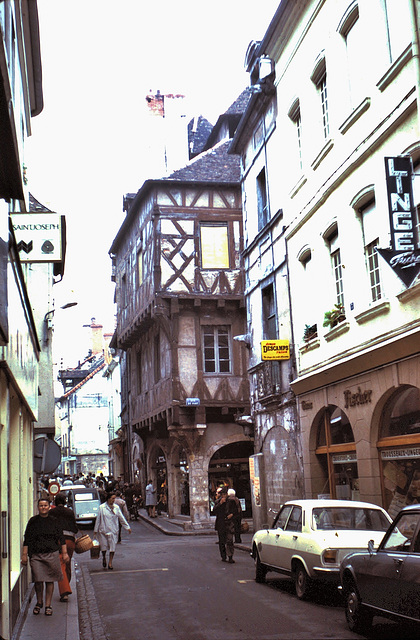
[378,385,420,517]
[151,447,168,514]
[208,441,253,516]
[315,405,359,500]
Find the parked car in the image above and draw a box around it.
[62,484,101,526]
[251,499,392,600]
[340,503,420,634]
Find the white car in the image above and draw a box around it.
[251,499,392,600]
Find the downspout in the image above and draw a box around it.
[409,0,420,136]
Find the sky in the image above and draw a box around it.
[26,0,280,368]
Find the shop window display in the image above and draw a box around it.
[380,386,420,518]
[315,405,359,500]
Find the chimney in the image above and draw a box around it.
[89,318,103,355]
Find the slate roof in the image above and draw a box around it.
[164,140,241,183]
[188,115,214,158]
[225,87,253,114]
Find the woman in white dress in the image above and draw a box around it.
[94,491,131,569]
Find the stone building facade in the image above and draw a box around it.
[110,140,253,525]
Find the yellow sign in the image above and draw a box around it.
[261,340,290,360]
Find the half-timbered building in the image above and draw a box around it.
[110,140,252,525]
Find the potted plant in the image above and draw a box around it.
[303,324,318,342]
[323,304,345,329]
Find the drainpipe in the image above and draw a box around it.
[409,0,420,136]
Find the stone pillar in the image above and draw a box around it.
[188,453,211,527]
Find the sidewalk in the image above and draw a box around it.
[13,511,253,640]
[13,567,79,640]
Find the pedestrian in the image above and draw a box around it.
[226,488,242,554]
[48,492,78,602]
[94,491,131,570]
[21,497,69,616]
[213,486,228,562]
[114,490,130,542]
[145,479,157,518]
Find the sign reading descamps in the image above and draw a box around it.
[376,156,420,287]
[261,339,290,360]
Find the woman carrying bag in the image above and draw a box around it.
[94,491,131,570]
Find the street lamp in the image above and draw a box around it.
[44,302,78,340]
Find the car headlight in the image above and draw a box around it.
[323,549,338,564]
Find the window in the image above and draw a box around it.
[203,326,231,373]
[262,284,277,339]
[257,168,269,231]
[121,273,127,308]
[319,74,330,139]
[136,246,143,288]
[338,2,364,107]
[332,249,344,307]
[200,223,229,268]
[366,240,382,302]
[288,99,303,171]
[384,0,411,64]
[136,350,142,393]
[311,54,329,140]
[154,335,161,383]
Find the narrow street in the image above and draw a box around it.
[72,519,409,640]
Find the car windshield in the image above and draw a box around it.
[312,507,389,531]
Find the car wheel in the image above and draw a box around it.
[294,562,311,600]
[254,551,267,583]
[345,581,372,635]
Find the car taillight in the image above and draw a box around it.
[323,549,337,564]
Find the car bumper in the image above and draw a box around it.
[312,567,340,581]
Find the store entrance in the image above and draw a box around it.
[152,448,167,514]
[208,441,253,516]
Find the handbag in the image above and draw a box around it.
[240,520,250,533]
[75,534,93,554]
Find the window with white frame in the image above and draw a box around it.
[338,2,365,107]
[288,98,303,172]
[332,249,344,307]
[324,224,344,307]
[383,0,411,64]
[202,326,231,374]
[257,168,269,231]
[366,240,382,302]
[311,54,330,141]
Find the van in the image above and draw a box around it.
[63,485,101,526]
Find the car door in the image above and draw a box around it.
[261,504,293,568]
[266,505,303,572]
[359,511,419,614]
[394,514,420,619]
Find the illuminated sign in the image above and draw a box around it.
[261,339,290,360]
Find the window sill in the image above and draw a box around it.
[299,337,320,354]
[339,98,371,135]
[376,44,412,92]
[324,321,350,342]
[397,279,420,303]
[311,138,334,170]
[289,175,307,199]
[355,300,390,324]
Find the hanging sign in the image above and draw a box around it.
[376,157,420,287]
[261,339,290,360]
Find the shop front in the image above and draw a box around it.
[298,358,420,514]
[208,441,253,516]
[377,385,420,518]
